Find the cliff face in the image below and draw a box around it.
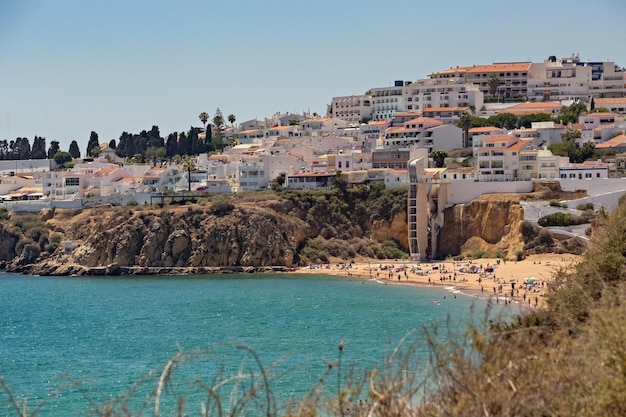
[437,197,524,259]
[3,203,312,275]
[0,188,532,275]
[77,205,310,267]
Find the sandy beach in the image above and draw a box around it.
[294,253,581,309]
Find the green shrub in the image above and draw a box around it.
[549,200,567,208]
[576,202,594,211]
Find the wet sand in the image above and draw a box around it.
[294,254,581,309]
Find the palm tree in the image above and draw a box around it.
[459,112,472,148]
[199,112,209,131]
[182,156,196,192]
[488,74,500,97]
[227,114,236,127]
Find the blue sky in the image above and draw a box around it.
[1,0,625,152]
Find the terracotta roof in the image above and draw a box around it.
[483,135,515,143]
[422,107,469,113]
[404,117,444,126]
[469,126,504,133]
[507,140,531,151]
[392,111,422,117]
[596,134,626,149]
[500,102,563,116]
[117,177,139,183]
[581,112,620,118]
[386,126,409,133]
[595,98,626,105]
[465,62,531,73]
[429,66,472,75]
[94,167,116,176]
[510,102,562,109]
[209,154,228,160]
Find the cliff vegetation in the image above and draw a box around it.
[0,184,409,275]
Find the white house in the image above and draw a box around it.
[330,94,373,124]
[404,77,483,113]
[559,160,609,180]
[370,81,408,120]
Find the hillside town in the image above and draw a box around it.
[2,54,626,243]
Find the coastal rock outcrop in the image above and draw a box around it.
[437,196,524,259]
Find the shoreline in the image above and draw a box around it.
[293,253,581,309]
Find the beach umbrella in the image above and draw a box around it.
[524,277,537,284]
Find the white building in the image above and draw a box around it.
[384,117,463,151]
[330,95,373,124]
[559,160,609,180]
[476,135,532,180]
[404,78,483,113]
[370,81,408,120]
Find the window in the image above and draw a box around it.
[65,177,80,186]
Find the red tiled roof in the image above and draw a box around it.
[465,62,531,73]
[469,126,505,133]
[596,134,626,149]
[422,107,469,113]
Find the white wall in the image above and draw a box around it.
[445,179,534,205]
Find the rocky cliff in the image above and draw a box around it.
[0,182,581,275]
[23,202,313,275]
[437,196,525,259]
[0,187,409,275]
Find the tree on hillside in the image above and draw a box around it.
[228,113,236,127]
[211,108,226,151]
[47,140,60,159]
[68,140,81,159]
[459,112,471,148]
[431,150,448,168]
[555,101,588,125]
[86,131,99,157]
[488,74,500,97]
[487,112,517,130]
[212,108,225,134]
[517,113,553,128]
[13,137,31,160]
[561,129,582,142]
[31,136,47,159]
[54,151,73,167]
[199,112,209,131]
[108,139,116,150]
[165,132,179,158]
[549,129,595,163]
[182,156,196,192]
[178,132,190,156]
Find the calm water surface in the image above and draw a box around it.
[0,272,509,415]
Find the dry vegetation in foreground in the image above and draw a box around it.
[4,196,626,416]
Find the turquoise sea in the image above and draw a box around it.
[0,272,514,416]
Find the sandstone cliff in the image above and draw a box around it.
[437,196,525,259]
